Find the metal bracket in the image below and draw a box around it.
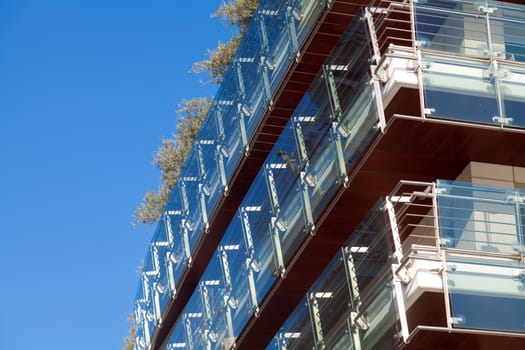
[240,208,255,255]
[270,217,286,277]
[364,8,382,64]
[323,65,342,122]
[180,219,192,267]
[286,6,300,60]
[246,258,260,315]
[385,198,403,263]
[333,124,348,186]
[300,172,315,234]
[198,183,209,231]
[265,165,281,215]
[307,294,325,349]
[293,120,309,167]
[216,145,229,194]
[371,78,386,133]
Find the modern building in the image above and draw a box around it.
[133,0,525,349]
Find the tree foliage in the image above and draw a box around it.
[134,0,259,226]
[121,315,136,350]
[134,97,210,225]
[192,0,259,83]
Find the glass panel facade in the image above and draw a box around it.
[162,14,381,350]
[416,0,525,127]
[437,180,525,257]
[447,255,525,333]
[414,0,525,60]
[134,0,332,348]
[268,201,399,350]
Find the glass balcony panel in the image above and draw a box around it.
[309,255,354,349]
[422,54,499,124]
[295,79,333,161]
[349,203,393,297]
[134,288,149,350]
[497,2,525,62]
[305,147,338,225]
[500,62,525,128]
[354,276,399,350]
[414,0,490,58]
[241,198,277,300]
[143,251,157,329]
[194,142,221,219]
[260,4,292,92]
[219,226,255,337]
[165,320,187,350]
[293,0,325,41]
[447,255,525,333]
[183,290,209,349]
[267,125,301,200]
[437,180,525,256]
[269,295,316,350]
[198,263,228,350]
[279,182,308,264]
[215,75,243,180]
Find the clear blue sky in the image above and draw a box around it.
[0,1,228,349]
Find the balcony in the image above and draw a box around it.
[268,180,525,350]
[135,0,525,349]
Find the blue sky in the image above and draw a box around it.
[0,1,228,349]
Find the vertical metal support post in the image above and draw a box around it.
[364,8,381,64]
[270,217,286,277]
[392,264,410,343]
[180,220,192,267]
[142,309,151,347]
[343,248,360,309]
[218,247,235,345]
[307,294,325,350]
[385,198,403,263]
[238,109,249,154]
[180,181,189,216]
[343,248,363,349]
[293,119,309,167]
[215,105,225,140]
[286,6,299,59]
[323,65,342,122]
[258,12,273,106]
[164,213,175,245]
[246,259,260,315]
[265,165,280,215]
[235,60,246,99]
[199,283,214,349]
[153,284,162,324]
[333,125,348,185]
[166,255,176,296]
[219,248,232,292]
[300,172,315,234]
[240,209,255,255]
[216,146,228,194]
[199,183,209,231]
[371,78,387,133]
[183,316,194,350]
[261,58,273,105]
[432,183,442,252]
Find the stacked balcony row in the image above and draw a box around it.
[162,17,380,350]
[133,0,331,348]
[134,0,525,349]
[267,180,525,350]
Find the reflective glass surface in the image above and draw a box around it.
[447,255,525,333]
[135,0,331,348]
[437,180,525,257]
